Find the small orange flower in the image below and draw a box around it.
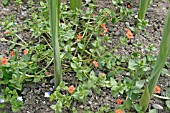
[93,61,99,68]
[89,59,93,63]
[4,31,9,35]
[126,31,134,39]
[68,85,75,93]
[124,28,130,32]
[100,34,105,37]
[115,109,123,113]
[127,4,131,8]
[100,23,108,33]
[101,73,106,77]
[116,99,122,105]
[11,51,15,56]
[104,27,108,33]
[93,14,96,17]
[77,34,82,42]
[100,23,105,28]
[1,57,8,65]
[154,85,161,93]
[24,49,28,55]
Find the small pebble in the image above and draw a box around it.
[152,104,163,110]
[17,96,23,101]
[50,78,54,84]
[80,105,84,108]
[21,88,30,95]
[44,92,51,97]
[88,101,92,105]
[0,98,4,103]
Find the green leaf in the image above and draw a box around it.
[0,103,4,108]
[33,77,41,82]
[148,7,170,96]
[110,77,117,86]
[139,85,150,112]
[131,93,139,101]
[18,62,27,69]
[136,80,145,89]
[161,68,169,75]
[128,59,137,70]
[49,0,62,87]
[31,54,38,62]
[138,0,150,20]
[2,0,8,6]
[166,100,170,109]
[134,104,142,112]
[72,107,78,113]
[70,0,82,10]
[21,54,31,62]
[50,104,56,110]
[149,109,157,113]
[166,88,170,98]
[0,70,3,78]
[124,98,132,109]
[78,43,84,49]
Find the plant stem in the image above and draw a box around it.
[42,35,53,50]
[0,38,24,46]
[37,58,54,75]
[153,94,170,100]
[15,34,28,45]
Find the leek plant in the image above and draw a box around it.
[48,0,62,87]
[70,0,82,10]
[138,0,150,20]
[139,7,170,112]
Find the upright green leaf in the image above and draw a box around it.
[49,0,62,87]
[140,7,170,112]
[138,0,150,20]
[148,8,170,96]
[139,85,150,112]
[70,0,82,10]
[2,0,8,6]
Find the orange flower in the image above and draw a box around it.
[154,85,161,93]
[100,23,105,28]
[24,49,28,55]
[127,4,131,8]
[115,109,123,113]
[126,31,133,39]
[104,27,108,33]
[4,31,9,35]
[68,85,75,93]
[89,59,93,63]
[11,51,15,56]
[93,61,99,68]
[116,99,122,105]
[100,23,108,33]
[100,34,105,37]
[101,73,106,77]
[1,57,8,65]
[77,34,82,42]
[124,28,130,32]
[93,14,96,17]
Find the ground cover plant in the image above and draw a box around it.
[0,0,170,113]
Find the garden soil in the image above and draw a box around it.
[0,0,170,113]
